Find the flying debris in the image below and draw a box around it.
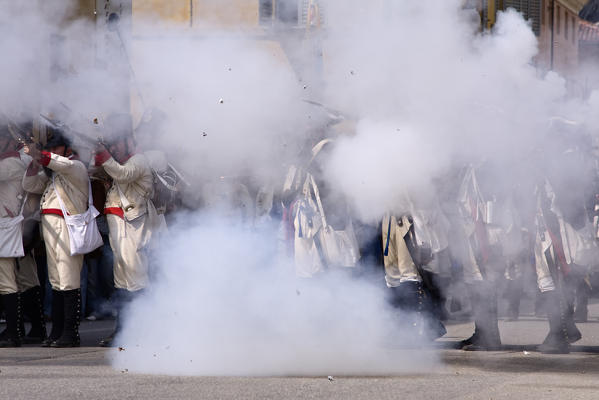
[327,376,334,382]
[219,98,224,104]
[302,99,345,123]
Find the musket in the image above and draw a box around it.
[40,113,107,148]
[107,12,146,111]
[0,111,35,146]
[167,162,191,187]
[6,122,31,146]
[302,99,345,122]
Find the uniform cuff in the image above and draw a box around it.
[95,150,112,166]
[39,151,52,167]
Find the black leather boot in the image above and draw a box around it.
[419,278,447,340]
[462,282,501,351]
[21,286,47,344]
[99,289,135,347]
[539,290,570,354]
[52,289,81,347]
[574,280,590,323]
[99,308,121,347]
[420,270,450,322]
[505,279,523,321]
[390,281,423,334]
[562,278,582,343]
[565,303,582,344]
[534,290,546,317]
[42,290,64,347]
[0,293,22,347]
[391,281,446,341]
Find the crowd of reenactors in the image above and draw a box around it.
[1,109,598,356]
[281,116,599,355]
[0,112,164,348]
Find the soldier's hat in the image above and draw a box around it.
[44,125,71,149]
[3,120,32,143]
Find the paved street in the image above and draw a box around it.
[2,300,599,400]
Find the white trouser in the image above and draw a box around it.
[16,253,40,292]
[107,214,149,292]
[0,258,18,295]
[42,214,83,290]
[382,215,420,287]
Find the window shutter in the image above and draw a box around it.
[259,0,274,25]
[504,0,542,36]
[301,0,325,27]
[275,0,299,24]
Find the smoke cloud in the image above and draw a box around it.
[3,0,599,376]
[321,0,590,222]
[112,213,438,376]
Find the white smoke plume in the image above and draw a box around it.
[321,0,590,222]
[3,0,599,377]
[112,213,438,376]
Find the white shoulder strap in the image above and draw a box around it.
[87,180,93,208]
[52,175,92,215]
[52,175,68,216]
[18,193,29,217]
[309,174,328,229]
[116,182,133,212]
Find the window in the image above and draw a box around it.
[261,0,303,25]
[503,0,542,36]
[301,0,324,28]
[259,0,273,25]
[276,0,299,24]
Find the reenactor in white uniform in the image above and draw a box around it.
[22,128,90,347]
[15,136,48,344]
[16,253,47,343]
[289,139,360,278]
[381,209,447,341]
[0,126,28,347]
[93,114,155,347]
[530,123,599,353]
[452,165,503,351]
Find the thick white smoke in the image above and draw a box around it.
[112,212,438,376]
[4,0,599,377]
[1,2,311,184]
[129,33,311,184]
[321,0,589,221]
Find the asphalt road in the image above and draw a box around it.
[2,303,599,400]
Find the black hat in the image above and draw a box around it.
[1,121,31,142]
[44,126,71,149]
